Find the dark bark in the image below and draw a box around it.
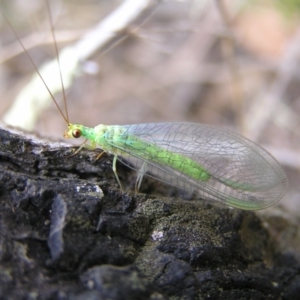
[0,126,299,300]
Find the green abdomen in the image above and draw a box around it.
[121,136,210,182]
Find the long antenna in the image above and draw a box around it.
[1,7,69,125]
[45,0,69,124]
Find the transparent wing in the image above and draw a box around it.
[106,123,287,210]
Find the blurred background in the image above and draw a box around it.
[0,0,299,213]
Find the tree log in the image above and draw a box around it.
[0,125,299,299]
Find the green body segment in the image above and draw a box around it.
[123,135,211,182]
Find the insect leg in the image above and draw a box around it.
[66,139,89,157]
[135,162,147,193]
[95,151,106,161]
[112,155,123,192]
[68,139,95,157]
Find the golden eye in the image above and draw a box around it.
[72,129,82,138]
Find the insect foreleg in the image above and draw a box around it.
[68,140,99,158]
[66,139,89,157]
[71,139,93,155]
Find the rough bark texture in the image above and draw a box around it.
[0,126,299,300]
